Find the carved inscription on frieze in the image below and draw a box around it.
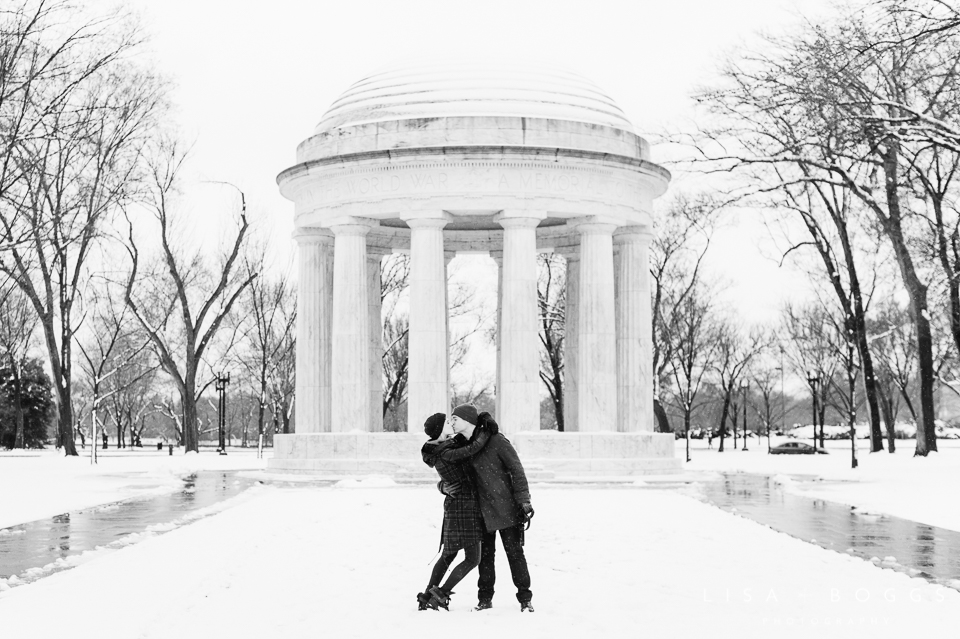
[312,164,636,205]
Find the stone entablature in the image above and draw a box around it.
[279,147,668,228]
[297,116,651,162]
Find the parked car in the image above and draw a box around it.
[770,441,829,455]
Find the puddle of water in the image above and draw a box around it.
[0,471,257,588]
[699,473,960,589]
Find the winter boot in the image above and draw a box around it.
[416,591,432,611]
[473,598,493,611]
[426,586,451,611]
[521,601,535,613]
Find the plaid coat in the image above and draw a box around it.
[421,431,492,550]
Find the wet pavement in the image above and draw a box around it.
[699,473,960,589]
[0,471,259,587]
[3,470,958,593]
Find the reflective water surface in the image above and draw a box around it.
[0,472,258,586]
[699,473,960,588]
[3,471,958,592]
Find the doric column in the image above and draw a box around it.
[444,250,456,410]
[329,218,376,432]
[557,247,580,432]
[572,217,618,432]
[490,250,503,419]
[405,215,450,429]
[367,247,390,432]
[495,211,544,433]
[616,227,655,432]
[293,228,333,433]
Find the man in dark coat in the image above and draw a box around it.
[449,403,535,612]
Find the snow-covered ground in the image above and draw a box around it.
[680,437,960,532]
[0,447,267,529]
[1,481,957,638]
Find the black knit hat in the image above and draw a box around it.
[452,403,479,426]
[424,413,446,440]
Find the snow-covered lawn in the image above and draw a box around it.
[680,438,960,532]
[1,482,957,638]
[0,447,268,529]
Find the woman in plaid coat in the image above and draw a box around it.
[417,412,495,610]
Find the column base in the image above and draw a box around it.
[269,432,680,477]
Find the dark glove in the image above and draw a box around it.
[521,502,534,530]
[477,412,500,436]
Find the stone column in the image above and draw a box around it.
[616,227,655,432]
[491,250,503,419]
[368,247,389,432]
[495,211,544,433]
[573,217,618,432]
[557,247,580,432]
[444,250,456,411]
[405,216,450,429]
[293,228,333,433]
[329,218,376,432]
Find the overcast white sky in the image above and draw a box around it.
[110,0,833,323]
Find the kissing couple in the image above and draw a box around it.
[417,403,535,613]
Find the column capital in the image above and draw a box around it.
[292,227,334,245]
[489,250,503,266]
[444,250,457,264]
[401,211,452,228]
[568,216,619,235]
[326,216,378,236]
[614,225,655,244]
[494,209,546,229]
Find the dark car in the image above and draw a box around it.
[770,441,829,455]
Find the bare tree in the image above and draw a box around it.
[667,280,719,462]
[781,303,839,438]
[712,321,765,452]
[0,2,167,455]
[123,142,256,453]
[0,279,38,447]
[651,195,718,432]
[235,263,295,450]
[537,253,565,430]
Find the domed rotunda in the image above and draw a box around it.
[271,61,677,476]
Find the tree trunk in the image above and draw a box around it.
[717,387,732,453]
[653,398,670,433]
[876,385,897,453]
[12,361,24,449]
[878,145,937,456]
[182,390,199,453]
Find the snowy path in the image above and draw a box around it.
[0,484,956,638]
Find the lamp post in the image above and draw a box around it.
[215,371,231,455]
[806,371,819,449]
[741,380,749,452]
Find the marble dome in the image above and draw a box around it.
[314,61,636,135]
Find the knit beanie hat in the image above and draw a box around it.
[424,413,446,440]
[452,403,479,426]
